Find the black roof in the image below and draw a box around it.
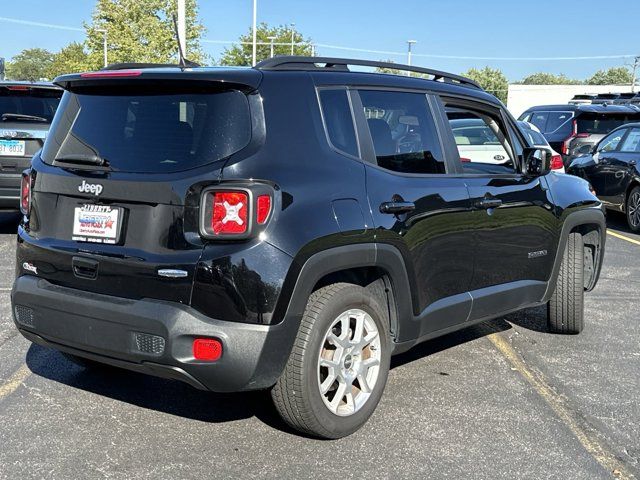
[0,80,61,90]
[524,103,640,114]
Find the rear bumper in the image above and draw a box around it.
[0,173,20,209]
[11,275,297,392]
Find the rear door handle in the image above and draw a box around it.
[477,198,502,209]
[72,256,99,280]
[379,201,415,214]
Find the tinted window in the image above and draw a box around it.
[545,112,572,132]
[359,90,444,174]
[577,113,640,135]
[598,130,624,152]
[620,128,640,152]
[529,112,548,132]
[447,110,515,174]
[42,88,251,173]
[0,87,61,122]
[318,89,358,157]
[521,127,548,146]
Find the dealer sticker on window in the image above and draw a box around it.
[72,204,121,244]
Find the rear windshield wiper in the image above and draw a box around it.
[54,154,111,169]
[1,113,49,122]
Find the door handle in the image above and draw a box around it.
[477,198,502,209]
[72,256,99,280]
[379,201,415,214]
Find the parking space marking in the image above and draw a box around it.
[488,333,634,480]
[608,230,640,246]
[0,364,31,401]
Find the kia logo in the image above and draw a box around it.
[78,180,103,196]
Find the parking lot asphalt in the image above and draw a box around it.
[0,210,638,480]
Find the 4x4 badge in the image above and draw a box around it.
[78,180,103,196]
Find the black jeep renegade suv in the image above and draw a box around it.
[11,57,605,439]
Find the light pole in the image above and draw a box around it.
[406,39,417,75]
[96,28,107,67]
[251,0,258,66]
[631,56,640,93]
[268,36,276,58]
[290,23,295,56]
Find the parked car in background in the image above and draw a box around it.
[448,117,511,165]
[0,82,62,210]
[519,104,640,167]
[569,94,595,105]
[592,93,620,105]
[613,93,637,105]
[568,123,640,231]
[517,120,564,173]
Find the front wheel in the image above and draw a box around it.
[626,186,640,233]
[271,283,390,439]
[548,232,584,334]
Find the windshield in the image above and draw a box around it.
[0,87,61,122]
[42,88,251,173]
[576,113,640,135]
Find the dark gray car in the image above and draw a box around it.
[0,82,62,210]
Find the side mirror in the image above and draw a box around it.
[576,144,594,156]
[522,147,552,176]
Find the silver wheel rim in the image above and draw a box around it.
[317,309,381,417]
[629,192,640,228]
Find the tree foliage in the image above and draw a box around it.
[5,48,54,81]
[463,67,509,103]
[587,67,634,85]
[521,72,582,85]
[219,23,312,66]
[85,0,206,68]
[48,43,91,78]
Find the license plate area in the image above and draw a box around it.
[72,204,123,244]
[0,140,26,156]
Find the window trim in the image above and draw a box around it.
[437,94,524,177]
[315,86,362,161]
[350,88,453,177]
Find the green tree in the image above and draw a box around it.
[6,48,54,81]
[463,66,509,103]
[48,42,91,78]
[85,0,206,69]
[374,59,429,78]
[521,72,582,85]
[219,23,312,66]
[587,67,633,85]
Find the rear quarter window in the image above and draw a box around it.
[318,89,359,158]
[42,88,251,173]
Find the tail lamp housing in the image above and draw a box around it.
[20,171,32,215]
[199,185,273,240]
[550,154,564,170]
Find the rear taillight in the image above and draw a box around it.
[20,172,31,215]
[562,120,578,155]
[199,186,273,239]
[550,154,564,170]
[80,69,142,78]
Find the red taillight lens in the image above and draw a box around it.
[193,338,222,361]
[256,194,272,224]
[460,157,472,163]
[20,173,31,215]
[210,191,248,235]
[80,69,142,78]
[550,154,564,170]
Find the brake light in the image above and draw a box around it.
[562,120,578,155]
[80,70,142,78]
[550,154,564,170]
[256,194,272,224]
[211,191,248,235]
[460,157,472,163]
[7,85,30,91]
[20,172,31,215]
[193,338,222,361]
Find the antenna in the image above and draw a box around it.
[172,14,199,69]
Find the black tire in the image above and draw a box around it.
[61,352,112,370]
[271,283,391,439]
[625,185,640,233]
[548,232,585,334]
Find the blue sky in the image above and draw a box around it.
[1,0,639,81]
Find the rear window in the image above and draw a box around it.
[0,87,61,122]
[576,113,640,135]
[42,88,251,173]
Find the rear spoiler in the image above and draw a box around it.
[53,68,263,93]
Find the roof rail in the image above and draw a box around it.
[255,56,482,90]
[102,61,200,71]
